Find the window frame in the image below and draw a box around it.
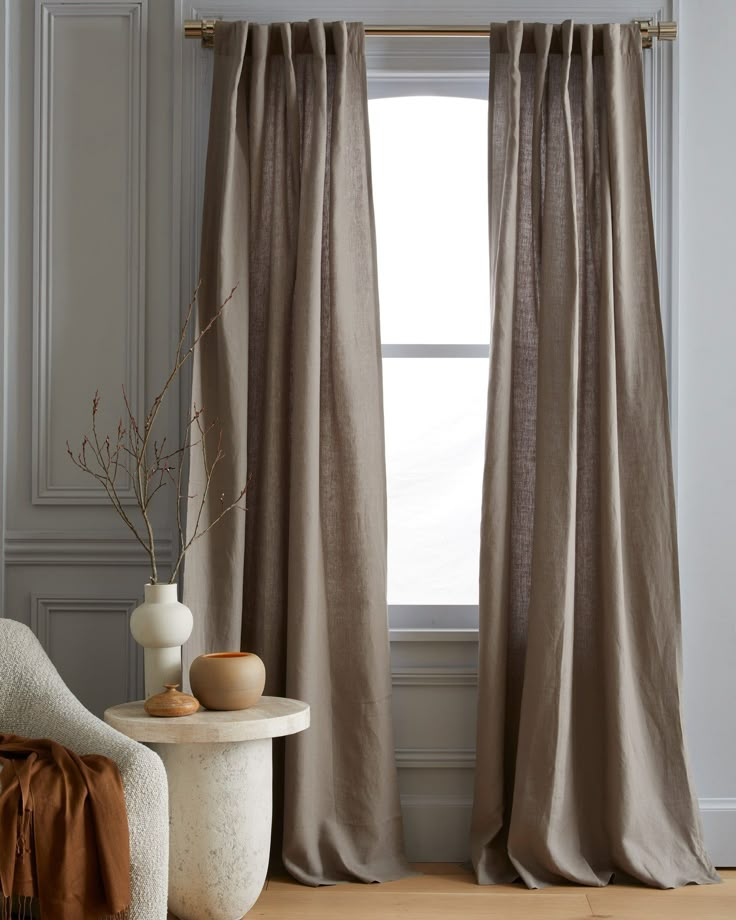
[368,86,490,629]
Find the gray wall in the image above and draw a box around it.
[678,0,736,863]
[2,0,178,716]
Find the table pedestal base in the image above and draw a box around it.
[150,738,272,920]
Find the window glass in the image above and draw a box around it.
[369,96,490,610]
[370,96,490,344]
[382,358,487,605]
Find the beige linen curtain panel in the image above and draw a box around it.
[184,20,410,884]
[471,20,718,889]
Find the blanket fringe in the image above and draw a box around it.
[1,896,127,920]
[1,895,35,920]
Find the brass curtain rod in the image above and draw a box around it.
[184,18,677,49]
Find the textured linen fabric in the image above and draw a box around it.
[0,619,168,919]
[471,20,719,889]
[183,20,411,885]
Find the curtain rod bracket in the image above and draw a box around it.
[183,18,678,49]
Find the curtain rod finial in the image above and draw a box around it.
[184,19,215,47]
[637,19,678,48]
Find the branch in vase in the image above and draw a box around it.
[66,283,247,586]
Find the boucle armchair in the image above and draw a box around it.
[0,618,169,920]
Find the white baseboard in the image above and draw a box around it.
[699,799,736,868]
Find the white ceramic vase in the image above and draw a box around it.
[130,583,193,699]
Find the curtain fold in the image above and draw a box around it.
[472,20,719,889]
[184,19,411,885]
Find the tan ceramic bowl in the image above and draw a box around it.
[189,651,266,711]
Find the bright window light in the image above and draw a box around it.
[369,96,490,608]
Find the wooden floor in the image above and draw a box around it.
[245,863,736,920]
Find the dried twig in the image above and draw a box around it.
[67,283,247,584]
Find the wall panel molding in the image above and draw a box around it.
[392,667,477,686]
[6,529,173,566]
[396,747,475,770]
[390,627,479,643]
[31,593,140,701]
[32,0,147,503]
[642,2,679,480]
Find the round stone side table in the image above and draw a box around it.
[105,697,309,920]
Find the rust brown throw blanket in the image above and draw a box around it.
[0,735,130,920]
